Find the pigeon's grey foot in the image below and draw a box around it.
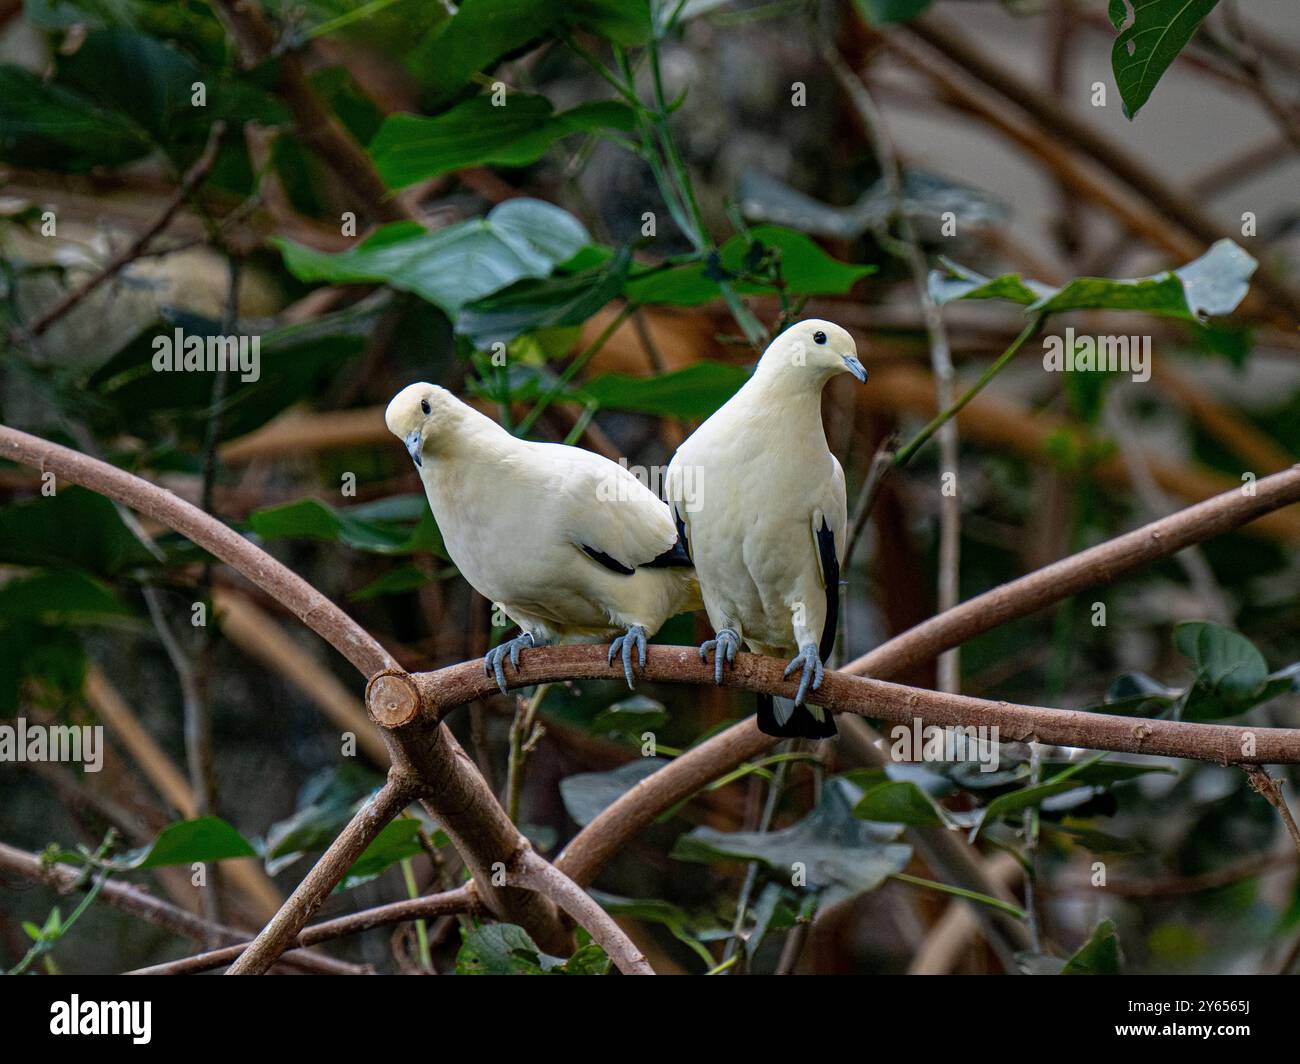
[484,632,536,695]
[608,625,648,689]
[783,643,825,707]
[699,627,740,685]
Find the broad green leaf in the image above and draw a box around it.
[89,302,380,443]
[0,570,130,624]
[565,0,654,46]
[1061,918,1123,974]
[275,199,589,314]
[1174,620,1270,721]
[411,0,564,105]
[336,818,423,891]
[930,240,1256,322]
[0,66,151,172]
[576,362,751,419]
[456,924,556,975]
[853,780,952,828]
[456,247,631,346]
[263,764,384,873]
[349,563,447,601]
[458,923,613,975]
[671,778,912,908]
[626,226,874,306]
[0,624,86,716]
[1110,0,1219,119]
[128,817,257,869]
[1083,671,1181,717]
[971,754,1106,839]
[560,758,669,827]
[248,495,444,557]
[0,488,157,576]
[854,0,934,24]
[371,96,634,188]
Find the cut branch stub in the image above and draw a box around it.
[365,670,422,728]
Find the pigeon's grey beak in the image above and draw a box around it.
[843,355,868,383]
[405,429,423,468]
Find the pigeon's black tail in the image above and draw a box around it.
[755,694,838,740]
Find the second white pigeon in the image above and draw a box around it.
[665,319,866,739]
[386,384,700,691]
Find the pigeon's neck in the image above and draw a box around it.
[745,361,833,428]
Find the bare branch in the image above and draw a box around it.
[226,777,417,974]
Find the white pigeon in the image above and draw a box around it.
[665,319,866,739]
[386,384,700,692]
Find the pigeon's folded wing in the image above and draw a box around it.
[538,442,679,572]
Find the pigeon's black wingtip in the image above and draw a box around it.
[754,693,838,740]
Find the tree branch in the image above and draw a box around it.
[126,885,478,975]
[0,842,361,975]
[553,465,1300,886]
[226,776,417,974]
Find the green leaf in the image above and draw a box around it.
[671,778,912,908]
[590,890,718,969]
[626,226,874,306]
[0,570,130,624]
[565,0,653,46]
[263,764,384,873]
[853,780,952,828]
[371,95,634,188]
[0,488,158,576]
[456,246,631,346]
[854,0,934,25]
[1061,918,1124,974]
[129,817,257,869]
[0,66,151,172]
[1174,620,1270,721]
[248,495,444,557]
[972,754,1106,840]
[1083,671,1181,717]
[89,303,379,443]
[591,695,668,736]
[930,240,1256,322]
[456,923,555,975]
[560,758,669,827]
[411,0,564,105]
[275,199,590,314]
[348,563,446,601]
[1110,0,1219,119]
[336,818,423,891]
[576,362,751,419]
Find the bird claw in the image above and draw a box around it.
[699,627,740,685]
[483,632,535,695]
[782,644,824,707]
[608,625,648,689]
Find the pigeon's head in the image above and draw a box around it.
[763,319,866,384]
[385,382,462,468]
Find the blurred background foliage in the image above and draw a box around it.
[0,0,1298,975]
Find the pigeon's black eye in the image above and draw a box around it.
[420,398,431,415]
[813,330,827,345]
